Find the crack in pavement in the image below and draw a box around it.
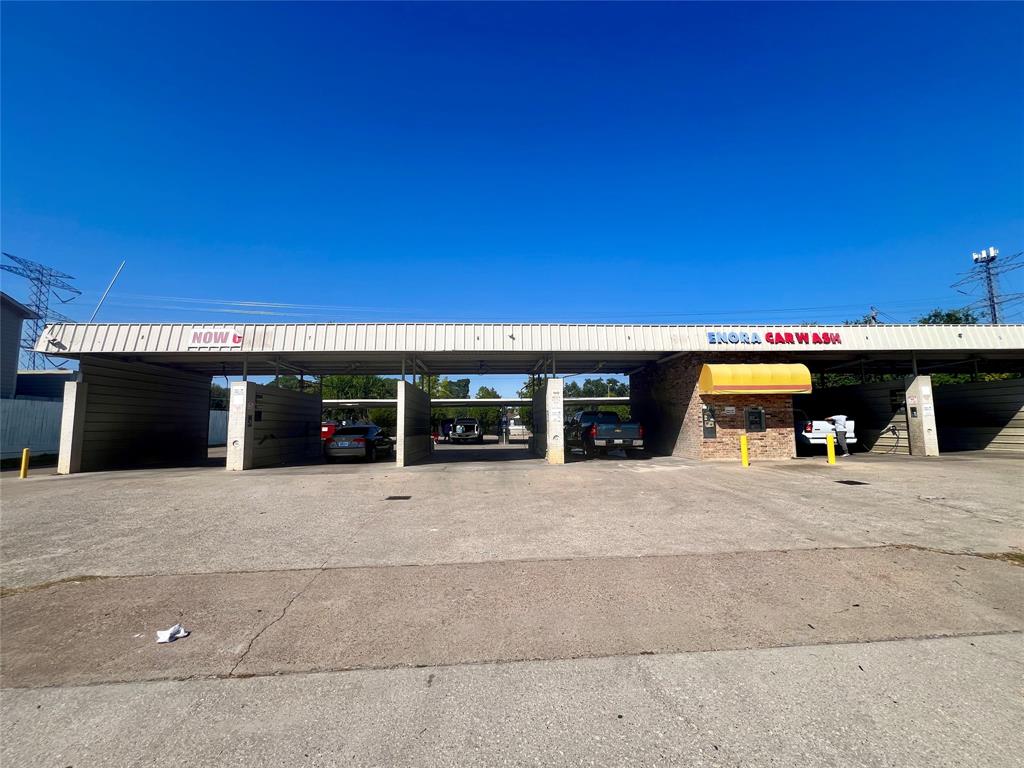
[5,543,987,596]
[228,561,328,677]
[5,546,1021,690]
[4,629,1021,691]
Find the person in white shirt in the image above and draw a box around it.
[827,414,851,456]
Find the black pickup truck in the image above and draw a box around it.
[564,410,644,458]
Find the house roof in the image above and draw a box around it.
[0,292,38,320]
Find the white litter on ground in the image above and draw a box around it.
[155,624,189,644]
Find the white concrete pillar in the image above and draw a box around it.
[531,378,564,464]
[904,375,939,456]
[226,381,257,471]
[57,380,88,475]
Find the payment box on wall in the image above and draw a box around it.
[745,407,766,433]
[701,404,717,439]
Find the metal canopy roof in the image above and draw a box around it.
[36,322,1024,376]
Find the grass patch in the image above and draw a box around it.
[980,552,1024,567]
[0,574,109,598]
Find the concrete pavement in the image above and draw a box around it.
[2,452,1021,590]
[3,634,1022,767]
[2,449,1022,765]
[3,546,1022,688]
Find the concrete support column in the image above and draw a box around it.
[57,380,88,475]
[226,381,257,471]
[396,380,431,467]
[904,375,939,457]
[530,378,564,464]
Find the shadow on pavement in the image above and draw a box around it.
[429,436,537,464]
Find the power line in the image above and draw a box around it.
[1,252,81,369]
[86,290,974,324]
[93,298,979,325]
[950,247,1024,323]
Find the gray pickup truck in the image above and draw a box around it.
[565,410,644,458]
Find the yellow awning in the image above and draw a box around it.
[698,364,812,395]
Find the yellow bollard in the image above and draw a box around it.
[826,433,836,465]
[19,448,30,479]
[740,435,750,467]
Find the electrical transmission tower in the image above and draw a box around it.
[951,246,1024,324]
[1,252,82,369]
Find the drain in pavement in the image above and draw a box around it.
[835,480,869,486]
[385,495,412,500]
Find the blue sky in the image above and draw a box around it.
[2,2,1022,394]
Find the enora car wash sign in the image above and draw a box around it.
[188,327,244,349]
[707,330,842,345]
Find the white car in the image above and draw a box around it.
[507,417,531,441]
[794,409,857,448]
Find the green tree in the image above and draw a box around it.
[446,378,471,398]
[474,386,502,433]
[210,382,230,410]
[422,377,472,425]
[275,374,303,391]
[367,408,397,430]
[563,377,631,418]
[321,374,398,400]
[517,378,540,427]
[319,375,399,429]
[916,308,979,325]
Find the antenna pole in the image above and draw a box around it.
[89,261,126,322]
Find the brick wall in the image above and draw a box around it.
[700,395,795,460]
[631,355,796,461]
[631,354,703,459]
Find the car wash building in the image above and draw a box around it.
[35,322,1024,473]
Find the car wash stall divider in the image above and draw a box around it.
[58,357,210,474]
[395,380,431,467]
[227,382,321,470]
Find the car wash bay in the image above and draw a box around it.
[42,323,1024,474]
[326,379,577,468]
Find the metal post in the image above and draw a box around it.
[242,356,248,382]
[911,352,918,377]
[19,448,30,479]
[88,260,126,322]
[740,435,750,468]
[552,354,556,378]
[984,261,999,324]
[274,358,280,387]
[826,433,836,465]
[402,357,406,382]
[972,359,979,382]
